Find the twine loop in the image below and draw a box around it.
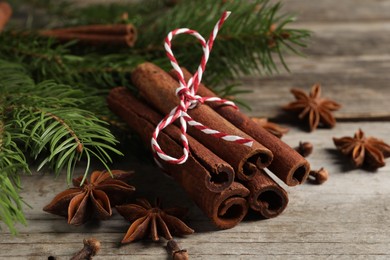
[151,11,253,165]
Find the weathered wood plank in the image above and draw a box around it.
[77,0,390,22]
[276,0,390,22]
[292,22,390,56]
[0,241,389,257]
[1,122,390,259]
[239,55,390,119]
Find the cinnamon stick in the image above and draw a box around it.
[245,169,288,218]
[171,68,310,186]
[131,62,273,181]
[43,24,136,36]
[202,182,249,229]
[107,87,234,193]
[107,87,249,229]
[0,2,12,32]
[39,24,137,47]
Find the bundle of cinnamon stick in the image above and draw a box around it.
[107,62,310,229]
[40,24,137,47]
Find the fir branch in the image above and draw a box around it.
[7,0,309,88]
[0,60,122,232]
[132,0,310,83]
[0,100,29,234]
[0,33,150,96]
[13,0,168,28]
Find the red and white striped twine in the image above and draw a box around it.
[152,11,253,165]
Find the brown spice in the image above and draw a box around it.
[70,238,101,260]
[333,129,390,169]
[116,198,194,243]
[283,84,341,132]
[0,2,12,32]
[131,62,273,181]
[43,170,135,225]
[107,88,250,229]
[107,87,234,192]
[295,141,313,158]
[167,240,189,260]
[170,67,310,186]
[39,24,137,47]
[245,169,288,218]
[308,168,328,185]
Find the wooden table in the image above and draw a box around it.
[2,0,390,259]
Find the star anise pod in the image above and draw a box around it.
[283,84,341,132]
[251,117,289,138]
[116,198,194,243]
[333,129,390,169]
[43,170,135,225]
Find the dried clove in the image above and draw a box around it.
[167,239,189,260]
[308,168,328,185]
[295,141,313,157]
[70,238,101,260]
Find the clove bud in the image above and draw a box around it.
[295,141,313,157]
[308,168,328,185]
[70,238,101,260]
[167,239,189,260]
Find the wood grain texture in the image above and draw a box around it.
[2,0,390,259]
[240,55,390,119]
[274,0,390,22]
[0,122,388,259]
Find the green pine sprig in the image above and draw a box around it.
[0,60,122,232]
[8,0,310,88]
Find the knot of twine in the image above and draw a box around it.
[152,11,253,165]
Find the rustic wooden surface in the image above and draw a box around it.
[2,0,390,259]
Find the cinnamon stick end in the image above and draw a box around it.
[255,150,274,169]
[240,151,274,181]
[206,164,234,192]
[285,161,311,186]
[212,183,250,229]
[251,187,289,218]
[215,197,248,229]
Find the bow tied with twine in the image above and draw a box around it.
[151,11,253,165]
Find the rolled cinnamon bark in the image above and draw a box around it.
[131,62,273,181]
[170,68,310,186]
[0,2,12,32]
[108,87,249,229]
[42,24,136,36]
[39,24,137,47]
[245,169,288,218]
[198,182,249,229]
[107,87,234,193]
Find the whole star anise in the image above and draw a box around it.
[283,84,341,132]
[333,129,390,169]
[251,117,289,138]
[116,198,194,243]
[43,170,135,225]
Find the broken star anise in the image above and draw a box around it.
[116,198,194,243]
[251,117,289,138]
[43,170,135,225]
[333,129,390,169]
[283,84,341,132]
